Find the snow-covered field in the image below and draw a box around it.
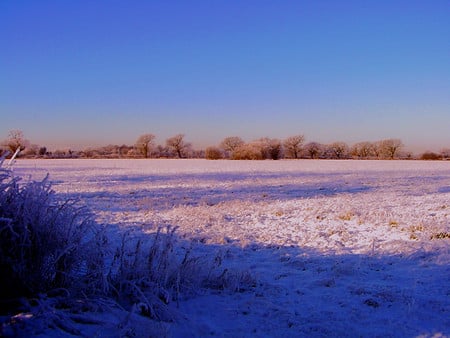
[12,159,450,337]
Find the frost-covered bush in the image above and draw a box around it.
[205,146,223,160]
[106,226,204,320]
[0,158,105,306]
[0,157,256,335]
[104,227,255,321]
[232,144,264,160]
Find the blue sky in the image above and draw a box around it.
[1,1,449,152]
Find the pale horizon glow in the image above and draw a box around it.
[1,1,449,154]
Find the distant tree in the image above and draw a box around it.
[220,136,245,158]
[327,142,350,159]
[4,129,29,153]
[283,135,305,159]
[53,149,73,159]
[304,142,322,159]
[38,147,47,156]
[262,138,283,160]
[101,144,120,158]
[22,144,39,157]
[352,141,374,159]
[126,148,140,158]
[380,139,403,159]
[420,152,442,160]
[252,138,269,159]
[135,134,155,158]
[166,134,191,158]
[205,146,223,160]
[80,148,98,158]
[153,145,169,158]
[440,148,450,159]
[231,143,264,160]
[119,144,132,158]
[191,149,205,159]
[403,151,413,160]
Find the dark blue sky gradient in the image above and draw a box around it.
[1,1,449,152]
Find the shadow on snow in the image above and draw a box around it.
[57,173,373,211]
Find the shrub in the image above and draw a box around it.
[205,146,223,160]
[104,226,206,321]
[231,144,264,160]
[0,157,256,334]
[420,152,442,160]
[0,158,105,308]
[0,159,201,320]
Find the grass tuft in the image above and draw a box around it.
[0,157,254,335]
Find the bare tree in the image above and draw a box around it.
[380,139,403,159]
[135,134,155,158]
[4,130,29,153]
[372,141,383,159]
[166,134,191,158]
[260,138,282,160]
[327,142,349,159]
[220,136,245,158]
[304,142,322,159]
[154,144,170,158]
[352,141,374,159]
[283,135,305,159]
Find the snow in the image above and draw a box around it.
[10,159,450,337]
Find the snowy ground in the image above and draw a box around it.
[11,159,450,337]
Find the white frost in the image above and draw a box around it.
[13,159,450,337]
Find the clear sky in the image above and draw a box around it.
[1,1,449,153]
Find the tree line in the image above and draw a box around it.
[209,136,408,160]
[1,129,449,160]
